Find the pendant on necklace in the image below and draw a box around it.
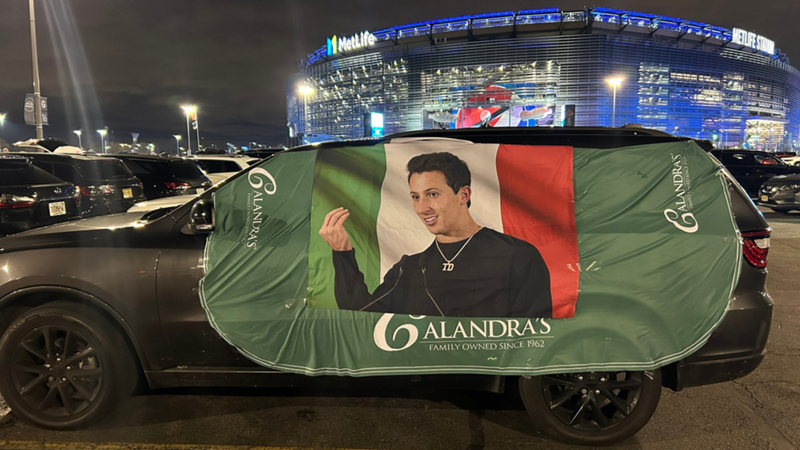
[442,262,454,272]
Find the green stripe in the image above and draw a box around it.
[308,145,387,308]
[201,151,317,352]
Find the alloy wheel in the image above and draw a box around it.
[10,325,104,418]
[540,371,645,431]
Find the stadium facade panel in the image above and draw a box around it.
[287,8,800,151]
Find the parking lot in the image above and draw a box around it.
[0,208,797,450]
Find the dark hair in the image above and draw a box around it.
[407,152,471,207]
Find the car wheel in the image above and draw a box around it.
[519,369,661,446]
[0,302,137,430]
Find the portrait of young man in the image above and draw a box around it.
[319,151,552,318]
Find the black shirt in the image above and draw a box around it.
[332,228,552,318]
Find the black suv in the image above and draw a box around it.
[0,157,81,236]
[101,154,211,200]
[9,153,146,217]
[709,149,800,197]
[0,128,772,445]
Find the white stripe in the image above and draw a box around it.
[378,141,502,280]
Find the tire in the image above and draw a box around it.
[0,301,137,430]
[519,369,661,446]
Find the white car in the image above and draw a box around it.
[780,155,800,166]
[189,155,259,184]
[128,194,198,213]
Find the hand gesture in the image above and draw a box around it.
[319,207,353,251]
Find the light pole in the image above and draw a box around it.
[73,130,82,148]
[29,0,43,140]
[606,77,623,128]
[181,105,195,155]
[298,85,313,136]
[97,129,107,153]
[173,135,181,155]
[194,108,201,151]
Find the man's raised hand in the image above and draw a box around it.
[319,207,353,251]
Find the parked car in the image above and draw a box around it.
[709,149,800,197]
[8,152,146,217]
[0,156,81,236]
[101,154,212,200]
[127,194,198,213]
[189,155,259,184]
[758,174,800,213]
[780,155,800,166]
[0,128,772,446]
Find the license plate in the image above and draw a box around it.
[196,188,205,194]
[760,195,769,202]
[49,202,66,217]
[123,188,133,199]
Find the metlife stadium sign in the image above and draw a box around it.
[327,31,376,56]
[731,28,775,55]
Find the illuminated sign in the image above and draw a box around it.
[731,28,775,55]
[327,31,376,56]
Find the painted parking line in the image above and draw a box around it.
[0,442,376,450]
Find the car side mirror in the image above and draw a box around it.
[184,199,215,234]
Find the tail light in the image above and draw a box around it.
[742,231,770,268]
[0,194,36,209]
[164,182,192,190]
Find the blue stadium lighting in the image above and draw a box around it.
[517,8,560,14]
[307,7,779,65]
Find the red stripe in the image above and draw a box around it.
[496,145,579,318]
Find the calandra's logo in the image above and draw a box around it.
[663,153,698,234]
[373,313,551,352]
[245,168,277,249]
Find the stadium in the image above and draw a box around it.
[287,7,800,151]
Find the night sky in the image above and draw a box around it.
[1,0,797,151]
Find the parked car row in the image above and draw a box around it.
[710,149,800,213]
[0,148,275,236]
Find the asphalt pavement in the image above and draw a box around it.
[0,208,798,450]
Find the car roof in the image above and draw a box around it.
[288,127,701,152]
[190,155,258,160]
[3,152,117,162]
[100,154,186,162]
[710,149,774,154]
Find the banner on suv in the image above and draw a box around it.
[199,140,740,376]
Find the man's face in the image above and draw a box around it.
[409,170,466,235]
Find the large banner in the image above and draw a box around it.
[200,139,740,376]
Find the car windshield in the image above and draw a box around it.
[0,161,65,186]
[77,160,133,180]
[196,160,242,173]
[168,161,205,179]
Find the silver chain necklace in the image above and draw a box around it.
[435,228,481,272]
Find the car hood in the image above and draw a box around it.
[128,195,197,213]
[0,212,168,254]
[764,173,800,185]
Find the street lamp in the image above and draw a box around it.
[181,105,196,155]
[298,85,313,136]
[28,0,44,140]
[73,130,82,148]
[606,77,624,128]
[97,129,107,153]
[173,134,182,155]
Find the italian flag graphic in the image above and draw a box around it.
[307,140,579,318]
